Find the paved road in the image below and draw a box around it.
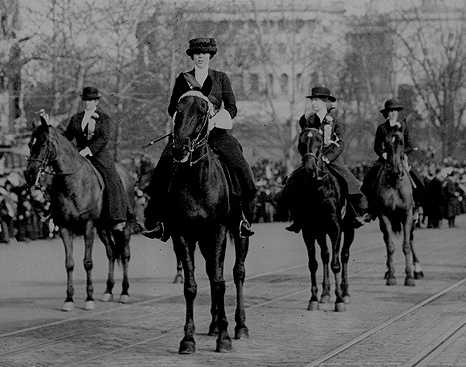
[0,215,465,366]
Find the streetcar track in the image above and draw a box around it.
[0,232,461,365]
[303,276,466,367]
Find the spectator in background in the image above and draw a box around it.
[443,170,461,228]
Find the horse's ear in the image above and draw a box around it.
[201,76,213,97]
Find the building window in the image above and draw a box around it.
[280,73,289,95]
[250,73,259,96]
[268,73,274,96]
[143,44,150,66]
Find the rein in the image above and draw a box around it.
[174,92,211,166]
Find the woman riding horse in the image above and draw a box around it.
[361,99,425,220]
[63,86,132,231]
[283,86,371,233]
[143,37,256,241]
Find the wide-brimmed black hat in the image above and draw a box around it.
[186,38,217,57]
[80,86,102,100]
[306,86,336,102]
[380,99,403,114]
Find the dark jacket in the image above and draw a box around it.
[374,119,415,161]
[63,108,130,223]
[298,113,361,195]
[168,68,237,119]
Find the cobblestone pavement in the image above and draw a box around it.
[0,215,465,367]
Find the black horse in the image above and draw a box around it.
[374,129,423,286]
[282,127,355,312]
[165,89,249,354]
[24,116,134,311]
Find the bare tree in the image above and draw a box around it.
[393,0,466,159]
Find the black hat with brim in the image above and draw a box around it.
[306,86,336,102]
[186,38,217,57]
[80,86,102,100]
[380,99,403,114]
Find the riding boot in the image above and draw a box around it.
[350,193,371,228]
[142,149,175,243]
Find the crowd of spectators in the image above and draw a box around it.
[1,155,465,244]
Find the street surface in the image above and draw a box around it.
[0,216,465,366]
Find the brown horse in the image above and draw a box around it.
[166,89,249,354]
[283,127,355,312]
[24,116,134,311]
[374,128,423,286]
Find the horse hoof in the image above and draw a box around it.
[173,275,184,284]
[101,293,113,302]
[216,337,233,353]
[179,339,196,354]
[343,295,351,304]
[320,295,331,304]
[404,278,415,287]
[307,301,319,311]
[119,294,130,304]
[335,302,346,312]
[208,323,218,336]
[62,302,74,312]
[234,326,249,340]
[414,271,424,279]
[84,300,95,310]
[386,277,397,286]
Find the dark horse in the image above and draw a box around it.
[24,116,134,311]
[166,89,249,354]
[285,128,355,312]
[374,129,423,286]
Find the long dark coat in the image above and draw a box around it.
[298,113,361,195]
[443,177,461,218]
[63,109,131,225]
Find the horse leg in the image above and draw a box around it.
[233,234,249,340]
[203,233,232,353]
[60,227,75,312]
[380,217,396,286]
[173,246,184,284]
[83,220,95,310]
[410,225,424,279]
[340,225,355,304]
[303,230,319,310]
[116,225,131,303]
[317,234,331,304]
[329,222,345,312]
[99,228,115,302]
[403,212,415,287]
[176,239,197,355]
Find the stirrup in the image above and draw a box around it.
[239,219,254,238]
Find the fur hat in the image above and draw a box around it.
[186,38,217,57]
[306,86,336,102]
[80,86,102,100]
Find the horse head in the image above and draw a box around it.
[298,127,324,178]
[172,90,211,165]
[384,129,405,176]
[25,113,58,187]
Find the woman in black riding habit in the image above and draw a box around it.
[282,86,371,233]
[63,86,132,231]
[360,99,425,219]
[143,37,257,241]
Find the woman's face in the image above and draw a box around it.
[310,97,328,113]
[388,110,398,120]
[83,99,98,111]
[192,52,211,69]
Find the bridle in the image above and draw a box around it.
[173,91,211,166]
[300,128,326,179]
[28,131,84,187]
